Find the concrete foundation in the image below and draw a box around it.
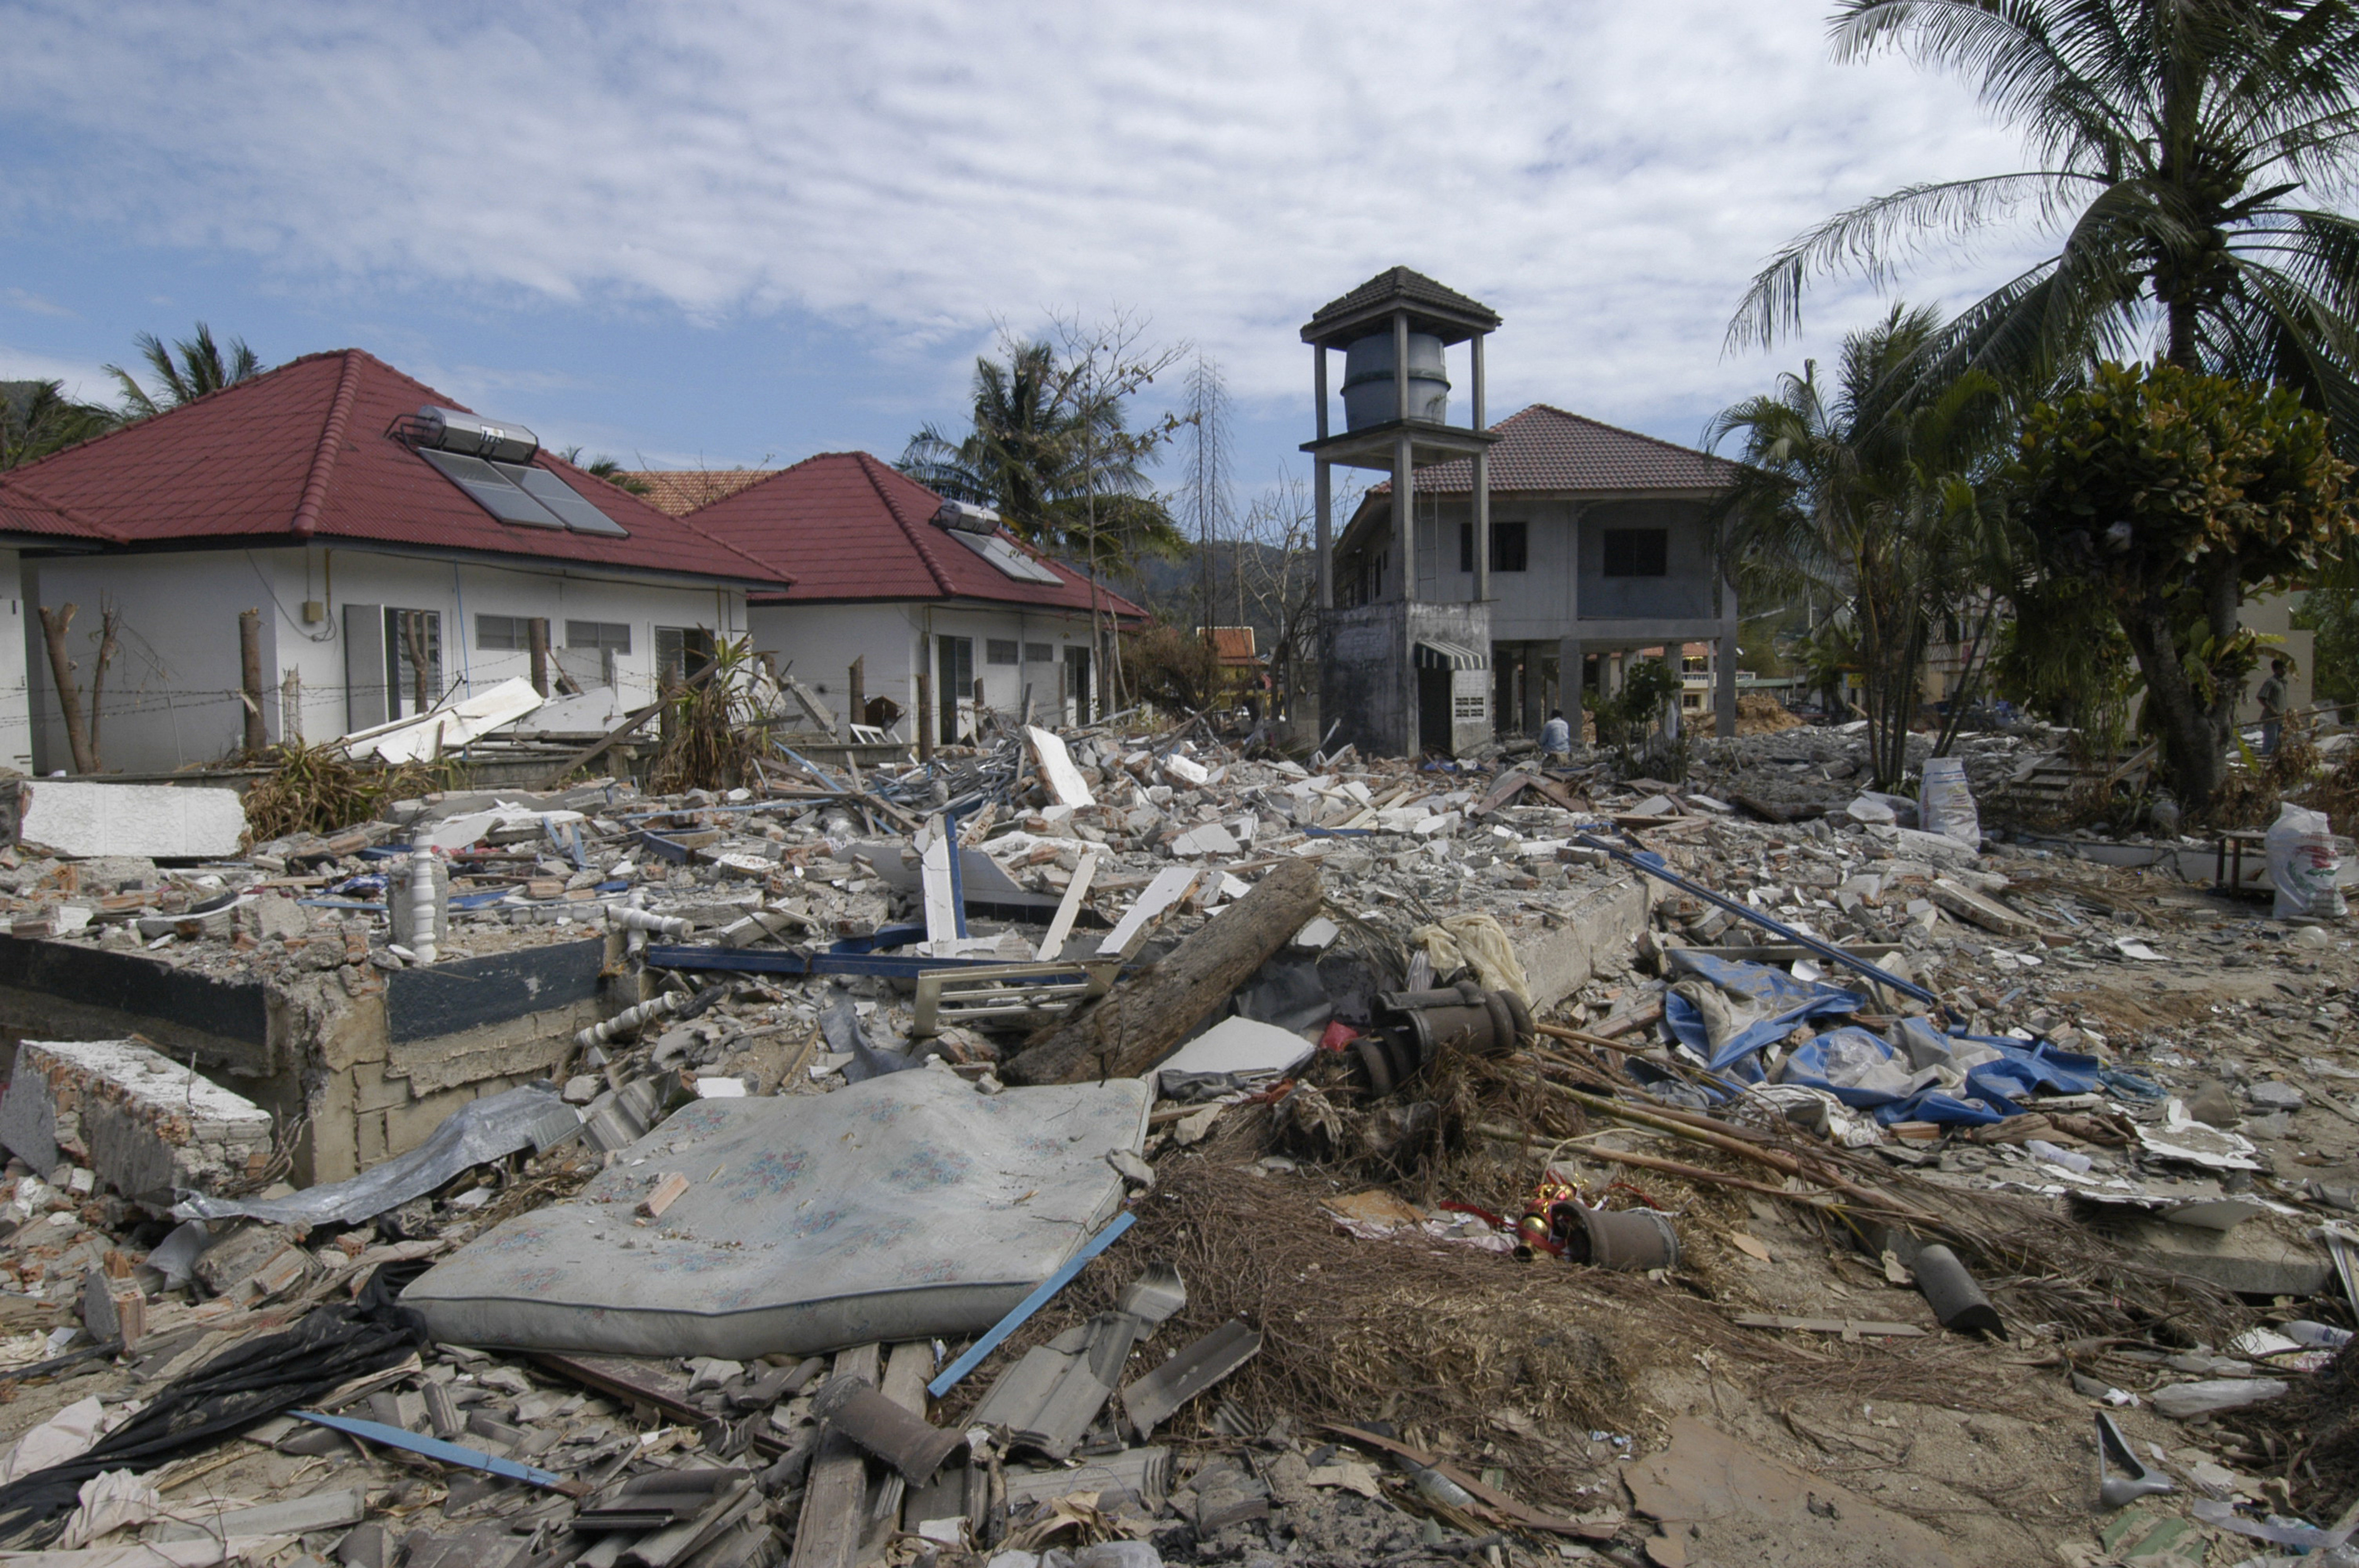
[2107,1215,2333,1297]
[1503,874,1650,1011]
[0,933,618,1186]
[0,1038,273,1204]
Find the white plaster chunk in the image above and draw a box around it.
[20,783,245,860]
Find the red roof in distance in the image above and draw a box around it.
[0,350,790,586]
[686,451,1147,619]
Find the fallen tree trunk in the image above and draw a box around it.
[1001,857,1321,1086]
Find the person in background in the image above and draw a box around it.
[2257,657,2290,756]
[1539,708,1572,758]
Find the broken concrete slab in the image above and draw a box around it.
[2107,1215,2333,1296]
[1927,877,2036,936]
[1027,726,1096,809]
[0,1039,272,1206]
[18,781,246,861]
[1152,1015,1314,1094]
[405,1068,1150,1359]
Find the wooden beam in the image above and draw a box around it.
[791,1342,880,1568]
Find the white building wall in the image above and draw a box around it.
[748,599,1103,742]
[25,545,746,775]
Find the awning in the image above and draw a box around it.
[1415,639,1488,671]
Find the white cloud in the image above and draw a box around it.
[0,344,110,401]
[0,1,2050,449]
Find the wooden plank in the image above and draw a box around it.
[858,1343,936,1563]
[790,1343,880,1568]
[1729,1314,1927,1339]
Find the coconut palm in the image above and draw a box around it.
[0,380,116,469]
[899,338,1185,567]
[105,323,261,419]
[1731,0,2359,440]
[1710,304,2011,787]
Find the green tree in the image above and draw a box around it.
[0,380,116,470]
[1733,0,2359,440]
[557,447,651,495]
[2012,359,2359,802]
[1709,305,2010,787]
[105,323,260,418]
[898,334,1186,568]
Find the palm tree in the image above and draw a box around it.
[1731,0,2359,440]
[901,342,1080,543]
[0,380,116,469]
[899,338,1185,567]
[105,323,261,418]
[1709,304,2010,787]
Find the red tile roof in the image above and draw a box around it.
[1203,626,1259,665]
[616,469,772,517]
[1375,404,1742,495]
[0,350,790,586]
[687,451,1147,619]
[0,474,119,543]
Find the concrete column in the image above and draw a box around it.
[1521,644,1546,734]
[1314,459,1332,611]
[1716,575,1740,739]
[1471,333,1489,605]
[1393,311,1410,422]
[1472,450,1489,603]
[1313,342,1328,441]
[1558,636,1584,742]
[1394,432,1414,602]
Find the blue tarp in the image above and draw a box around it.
[1662,954,2108,1126]
[1662,951,1862,1078]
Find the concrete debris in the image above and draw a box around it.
[18,782,246,862]
[0,711,2354,1565]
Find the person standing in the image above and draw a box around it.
[2256,658,2290,756]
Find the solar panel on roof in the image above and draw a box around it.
[416,449,564,529]
[945,526,1063,585]
[505,464,630,537]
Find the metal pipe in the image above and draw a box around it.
[1572,832,1942,1007]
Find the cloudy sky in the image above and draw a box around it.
[0,1,2043,501]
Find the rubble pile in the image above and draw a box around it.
[0,719,2350,1567]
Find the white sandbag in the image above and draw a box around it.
[2267,802,2348,920]
[1918,757,1980,848]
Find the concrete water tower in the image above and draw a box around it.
[1301,268,1501,757]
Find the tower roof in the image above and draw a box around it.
[1301,267,1500,347]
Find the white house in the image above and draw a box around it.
[653,453,1148,745]
[0,350,790,775]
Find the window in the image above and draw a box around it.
[1024,642,1054,665]
[1602,528,1668,577]
[1456,521,1530,574]
[476,614,528,651]
[384,609,443,718]
[655,626,717,689]
[566,621,631,655]
[986,639,1020,666]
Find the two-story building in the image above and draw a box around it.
[1331,401,1744,742]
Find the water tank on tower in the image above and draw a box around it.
[1340,332,1450,430]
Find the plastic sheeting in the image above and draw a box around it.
[403,1068,1151,1360]
[174,1086,579,1227]
[1663,953,2106,1125]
